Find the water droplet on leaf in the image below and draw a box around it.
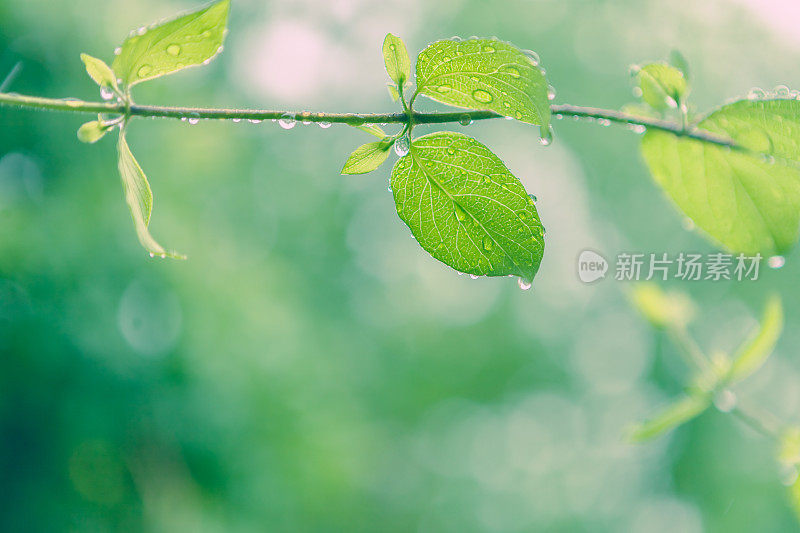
[538,125,553,146]
[166,44,181,57]
[394,136,410,156]
[137,65,152,78]
[472,89,493,103]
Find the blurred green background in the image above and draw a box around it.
[2,0,800,531]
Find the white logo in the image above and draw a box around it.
[577,249,608,283]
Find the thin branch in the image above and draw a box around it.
[0,91,737,148]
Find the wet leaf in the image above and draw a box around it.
[390,131,544,281]
[642,98,800,255]
[112,0,230,87]
[117,129,184,259]
[341,140,392,175]
[382,34,410,87]
[415,38,550,129]
[634,62,688,109]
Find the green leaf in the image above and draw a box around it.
[80,53,118,89]
[629,283,695,329]
[634,62,688,109]
[77,120,110,144]
[352,124,386,139]
[390,131,544,281]
[382,34,410,87]
[117,129,184,259]
[669,50,690,82]
[112,0,230,87]
[341,141,392,175]
[387,84,401,102]
[728,294,783,384]
[628,393,710,443]
[641,98,800,255]
[415,38,551,131]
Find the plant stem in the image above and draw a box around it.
[667,325,712,374]
[730,403,781,440]
[0,91,736,148]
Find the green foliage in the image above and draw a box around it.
[117,129,184,259]
[77,120,110,144]
[390,132,544,281]
[629,287,784,442]
[112,0,230,87]
[77,0,230,258]
[80,53,118,90]
[415,38,551,131]
[629,283,695,329]
[628,393,710,443]
[669,50,691,81]
[382,34,411,88]
[341,140,392,174]
[729,294,783,384]
[633,62,688,109]
[642,98,800,255]
[57,7,800,279]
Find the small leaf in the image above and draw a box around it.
[629,283,695,329]
[415,38,551,129]
[112,0,230,87]
[341,141,392,175]
[728,294,783,384]
[390,131,544,281]
[382,34,410,87]
[641,98,800,255]
[634,62,688,109]
[117,129,184,259]
[80,53,118,89]
[387,83,401,102]
[628,393,710,443]
[77,121,110,144]
[352,124,386,138]
[669,50,691,82]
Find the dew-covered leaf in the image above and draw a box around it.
[415,38,550,129]
[390,131,544,281]
[628,393,710,443]
[112,0,230,87]
[77,120,109,144]
[382,33,410,87]
[634,62,688,110]
[729,294,783,384]
[117,129,184,259]
[80,53,118,89]
[641,98,800,255]
[341,140,392,175]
